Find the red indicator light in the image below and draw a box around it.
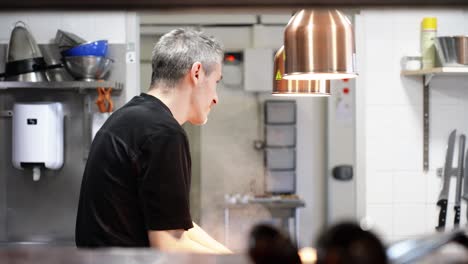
[343,87,350,94]
[226,55,236,62]
[342,78,349,82]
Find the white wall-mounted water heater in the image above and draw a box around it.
[12,102,64,181]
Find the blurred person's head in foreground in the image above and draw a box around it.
[248,224,301,264]
[316,221,387,264]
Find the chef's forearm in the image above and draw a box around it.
[178,232,219,253]
[148,230,217,254]
[185,222,232,254]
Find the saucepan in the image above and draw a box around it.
[434,36,468,66]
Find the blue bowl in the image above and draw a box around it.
[61,40,108,57]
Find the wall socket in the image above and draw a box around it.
[126,51,136,64]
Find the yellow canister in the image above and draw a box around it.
[421,17,437,69]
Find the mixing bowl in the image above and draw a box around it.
[61,40,108,57]
[63,56,113,81]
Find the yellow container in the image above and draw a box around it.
[421,17,437,69]
[422,17,437,30]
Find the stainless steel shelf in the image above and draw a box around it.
[402,67,468,75]
[224,198,305,209]
[402,67,468,86]
[0,81,124,91]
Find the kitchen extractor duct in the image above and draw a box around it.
[273,45,330,96]
[283,9,357,81]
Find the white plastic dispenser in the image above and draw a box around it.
[12,103,64,181]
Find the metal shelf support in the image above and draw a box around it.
[423,75,430,172]
[424,73,435,87]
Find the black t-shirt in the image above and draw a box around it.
[75,93,193,248]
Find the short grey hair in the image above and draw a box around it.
[150,28,224,88]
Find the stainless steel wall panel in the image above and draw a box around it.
[0,44,126,245]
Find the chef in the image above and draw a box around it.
[75,28,231,253]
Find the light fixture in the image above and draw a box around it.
[283,9,357,80]
[273,45,330,96]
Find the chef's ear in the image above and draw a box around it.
[190,62,202,83]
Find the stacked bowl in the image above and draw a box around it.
[59,36,113,81]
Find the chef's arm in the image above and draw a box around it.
[148,224,232,254]
[185,222,232,254]
[148,230,217,253]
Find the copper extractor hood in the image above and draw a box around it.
[273,45,330,96]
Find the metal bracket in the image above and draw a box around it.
[423,75,430,172]
[83,94,91,161]
[424,73,435,87]
[436,168,459,178]
[0,110,13,117]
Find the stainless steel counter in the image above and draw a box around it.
[0,247,250,264]
[224,198,305,246]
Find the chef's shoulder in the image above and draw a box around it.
[108,99,177,128]
[114,104,184,137]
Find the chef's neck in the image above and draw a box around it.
[146,84,191,126]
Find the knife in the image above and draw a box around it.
[436,130,456,231]
[462,143,468,224]
[454,134,465,228]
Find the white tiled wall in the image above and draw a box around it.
[360,8,468,242]
[0,11,127,44]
